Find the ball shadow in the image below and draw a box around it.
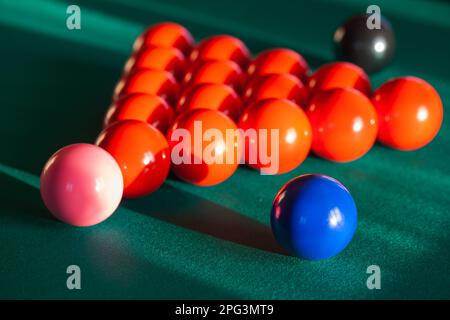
[124,183,290,256]
[0,172,54,224]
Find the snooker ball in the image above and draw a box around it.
[271,174,357,260]
[333,14,396,73]
[166,109,242,186]
[113,69,180,106]
[124,46,187,82]
[238,98,312,174]
[244,73,308,107]
[176,83,243,121]
[307,62,371,98]
[96,120,171,198]
[183,59,245,93]
[247,48,309,82]
[371,76,443,151]
[40,143,123,227]
[104,93,175,134]
[133,22,194,56]
[190,35,251,69]
[306,87,378,162]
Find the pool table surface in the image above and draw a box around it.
[0,0,449,299]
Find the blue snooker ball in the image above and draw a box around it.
[271,174,357,260]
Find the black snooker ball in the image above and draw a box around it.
[333,14,396,73]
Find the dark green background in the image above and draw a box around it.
[0,0,449,299]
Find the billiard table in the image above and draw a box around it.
[0,0,449,299]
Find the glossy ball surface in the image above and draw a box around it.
[114,69,180,106]
[133,22,194,56]
[371,76,443,150]
[104,93,175,134]
[40,143,123,227]
[334,14,396,73]
[176,83,242,121]
[306,88,378,162]
[183,60,245,92]
[244,73,308,107]
[167,109,241,186]
[307,62,371,98]
[124,46,187,82]
[247,48,309,82]
[271,174,357,260]
[238,98,312,174]
[190,35,250,69]
[96,120,170,198]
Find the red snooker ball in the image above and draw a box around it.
[183,60,245,93]
[114,69,180,106]
[307,62,371,98]
[96,120,171,198]
[124,46,187,82]
[133,22,194,56]
[166,109,242,186]
[104,93,175,134]
[305,87,378,162]
[244,73,308,107]
[176,83,242,121]
[247,48,309,82]
[371,76,443,151]
[238,98,312,174]
[190,35,251,69]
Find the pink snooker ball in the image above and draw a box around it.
[40,143,124,227]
